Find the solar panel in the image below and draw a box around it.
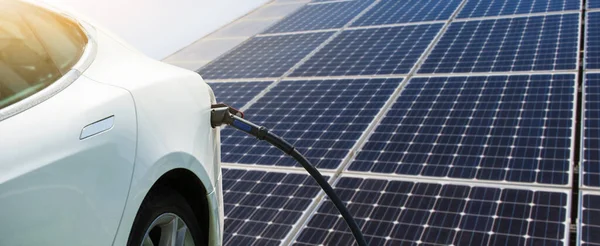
[349,74,575,185]
[290,24,443,77]
[584,73,600,188]
[457,0,581,19]
[194,0,590,245]
[419,14,579,74]
[586,12,600,69]
[220,78,402,169]
[350,0,462,27]
[222,168,326,246]
[580,192,600,246]
[310,0,346,2]
[293,177,569,246]
[198,32,332,80]
[261,1,372,34]
[209,81,271,109]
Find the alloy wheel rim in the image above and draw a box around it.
[141,213,195,246]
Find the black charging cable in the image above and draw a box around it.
[210,104,368,246]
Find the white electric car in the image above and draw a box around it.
[0,0,223,245]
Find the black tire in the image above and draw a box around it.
[127,186,206,246]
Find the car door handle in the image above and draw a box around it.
[80,116,115,140]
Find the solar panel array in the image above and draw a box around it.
[290,24,443,77]
[350,0,463,26]
[584,74,600,188]
[294,178,569,246]
[349,74,575,185]
[219,78,403,169]
[209,82,272,109]
[587,12,600,69]
[199,32,332,79]
[457,0,580,18]
[199,0,595,245]
[580,192,600,246]
[222,169,329,245]
[262,1,373,34]
[419,14,579,74]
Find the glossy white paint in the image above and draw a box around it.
[0,2,223,245]
[0,77,137,245]
[83,26,222,246]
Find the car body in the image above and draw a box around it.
[0,0,223,245]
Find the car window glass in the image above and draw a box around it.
[0,4,61,110]
[22,5,87,74]
[0,1,87,112]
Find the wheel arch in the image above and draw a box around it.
[145,168,210,245]
[114,152,219,245]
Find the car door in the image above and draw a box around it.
[0,2,136,245]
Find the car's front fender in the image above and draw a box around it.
[111,152,219,246]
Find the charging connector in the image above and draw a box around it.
[211,104,368,246]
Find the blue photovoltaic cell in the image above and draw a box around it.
[584,74,600,187]
[262,1,372,34]
[349,75,575,185]
[293,177,569,246]
[290,24,442,77]
[586,12,600,69]
[351,0,462,26]
[221,78,402,169]
[590,0,600,9]
[209,82,271,109]
[457,0,581,19]
[198,32,331,80]
[222,169,325,246]
[420,14,579,74]
[581,194,600,246]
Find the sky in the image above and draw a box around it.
[40,0,269,59]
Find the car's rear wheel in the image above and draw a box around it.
[128,187,204,246]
